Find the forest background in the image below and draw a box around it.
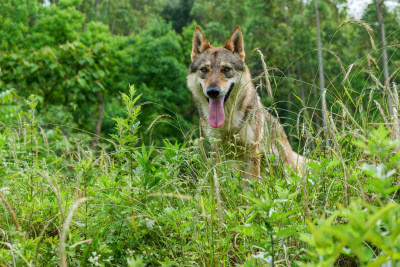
[1,0,398,146]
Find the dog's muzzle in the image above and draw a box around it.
[205,83,234,103]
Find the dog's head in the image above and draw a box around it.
[188,26,246,129]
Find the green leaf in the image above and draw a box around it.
[77,77,86,87]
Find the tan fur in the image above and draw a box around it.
[187,26,306,177]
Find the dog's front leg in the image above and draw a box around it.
[250,145,261,178]
[242,144,260,179]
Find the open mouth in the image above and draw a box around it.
[206,83,235,129]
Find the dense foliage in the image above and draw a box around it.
[1,0,400,266]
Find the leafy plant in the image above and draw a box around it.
[300,126,400,266]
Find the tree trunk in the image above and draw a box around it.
[300,1,320,127]
[375,0,393,116]
[92,91,104,147]
[284,1,295,144]
[104,0,110,24]
[110,0,120,35]
[314,0,330,147]
[94,0,100,18]
[65,93,69,106]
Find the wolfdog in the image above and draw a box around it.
[187,26,306,177]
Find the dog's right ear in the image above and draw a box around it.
[191,26,212,61]
[224,26,245,60]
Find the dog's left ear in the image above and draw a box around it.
[224,26,245,60]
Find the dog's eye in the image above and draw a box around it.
[200,67,208,73]
[222,67,231,73]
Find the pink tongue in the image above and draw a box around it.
[209,97,225,128]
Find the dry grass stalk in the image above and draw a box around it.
[337,101,365,134]
[338,19,376,50]
[391,83,399,143]
[40,172,65,222]
[0,192,21,234]
[322,88,330,146]
[374,100,389,125]
[359,100,366,127]
[213,168,223,230]
[362,69,383,88]
[367,86,376,111]
[328,115,340,152]
[73,171,84,201]
[342,108,346,132]
[0,242,16,266]
[145,114,172,133]
[194,166,213,236]
[343,63,355,88]
[255,48,273,99]
[9,130,18,161]
[69,239,93,249]
[367,55,380,71]
[383,67,400,93]
[393,106,399,143]
[392,83,399,109]
[296,108,305,138]
[145,192,193,201]
[40,127,50,156]
[322,49,346,76]
[59,197,87,267]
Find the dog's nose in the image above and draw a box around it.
[206,87,220,99]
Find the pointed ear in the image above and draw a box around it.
[191,26,212,61]
[224,26,245,60]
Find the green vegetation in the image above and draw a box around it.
[1,0,400,266]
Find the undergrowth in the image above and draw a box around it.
[0,80,399,266]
